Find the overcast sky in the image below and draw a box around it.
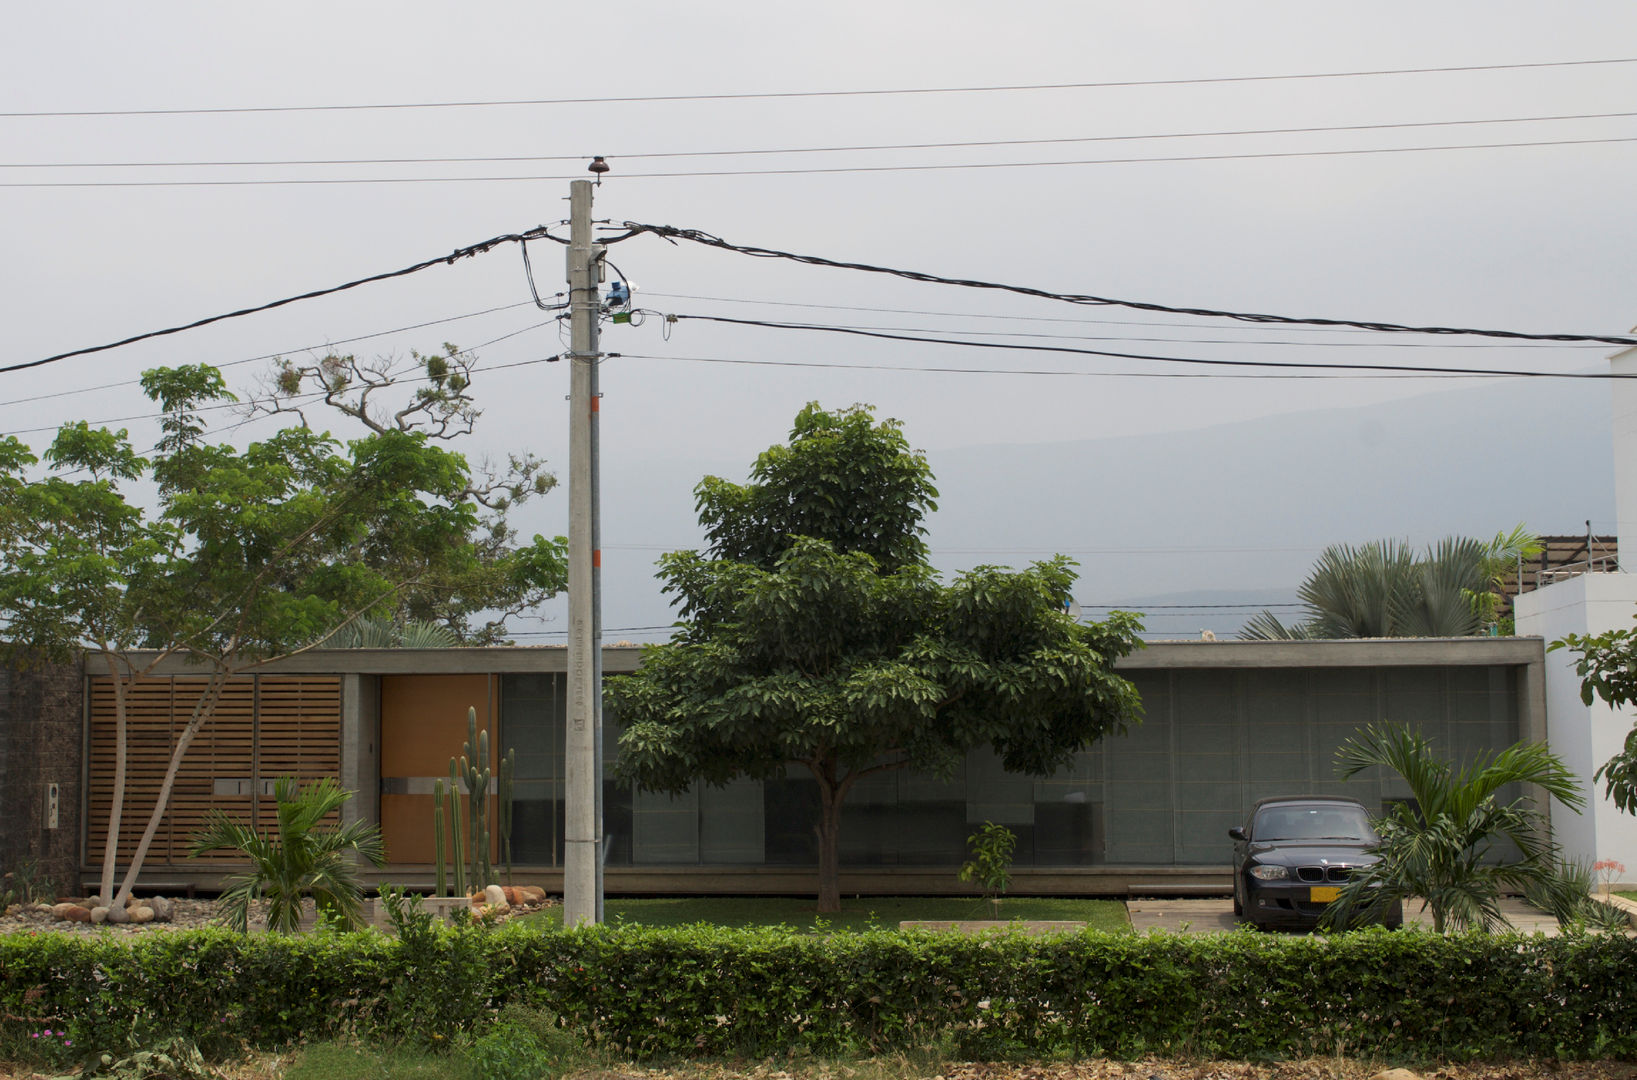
[5,2,1635,640]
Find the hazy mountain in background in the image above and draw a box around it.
[578,375,1615,644]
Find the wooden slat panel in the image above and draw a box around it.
[87,675,342,865]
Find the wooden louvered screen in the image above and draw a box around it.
[87,675,342,867]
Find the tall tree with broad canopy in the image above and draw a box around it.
[0,361,566,917]
[607,403,1143,912]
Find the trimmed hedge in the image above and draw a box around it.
[3,924,1634,1063]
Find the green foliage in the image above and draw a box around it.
[321,616,459,649]
[82,1037,216,1080]
[1241,526,1540,639]
[610,404,1143,910]
[1323,724,1584,933]
[1524,859,1635,932]
[0,858,56,906]
[3,924,1636,1064]
[0,358,565,911]
[1551,617,1637,814]
[188,777,385,933]
[957,822,1017,915]
[460,1007,584,1080]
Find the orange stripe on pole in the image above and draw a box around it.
[592,550,602,567]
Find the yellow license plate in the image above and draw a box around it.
[1310,886,1341,902]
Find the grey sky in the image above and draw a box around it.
[5,2,1635,640]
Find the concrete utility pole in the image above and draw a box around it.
[563,178,604,926]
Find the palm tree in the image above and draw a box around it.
[190,777,386,932]
[1241,527,1540,640]
[1323,724,1584,933]
[320,616,459,649]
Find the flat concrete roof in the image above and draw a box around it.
[98,635,1542,678]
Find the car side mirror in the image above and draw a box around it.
[1228,826,1247,841]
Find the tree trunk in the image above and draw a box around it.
[112,669,229,910]
[814,781,842,914]
[97,651,129,906]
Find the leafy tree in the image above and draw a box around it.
[189,776,385,932]
[251,345,565,645]
[0,361,565,917]
[1242,526,1540,640]
[1550,618,1637,814]
[608,404,1143,912]
[1322,724,1584,932]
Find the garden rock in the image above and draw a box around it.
[91,906,109,923]
[129,905,155,924]
[106,903,129,923]
[147,896,174,921]
[52,903,91,923]
[1371,1070,1424,1080]
[483,884,509,911]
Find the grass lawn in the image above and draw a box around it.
[520,894,1129,932]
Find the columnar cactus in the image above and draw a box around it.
[447,759,466,899]
[432,778,448,898]
[498,747,516,883]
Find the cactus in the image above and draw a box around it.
[433,778,447,897]
[498,747,516,883]
[443,706,518,895]
[447,759,466,898]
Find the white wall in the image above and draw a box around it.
[1516,574,1637,879]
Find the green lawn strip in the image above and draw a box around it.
[1617,890,1637,903]
[519,895,1127,932]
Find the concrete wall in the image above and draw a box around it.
[1516,573,1637,876]
[0,657,84,898]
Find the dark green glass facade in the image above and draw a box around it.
[497,664,1520,868]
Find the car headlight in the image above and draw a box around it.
[1248,864,1290,881]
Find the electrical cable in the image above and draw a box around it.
[619,351,1493,381]
[0,350,565,438]
[639,291,1614,345]
[620,228,1637,347]
[641,292,1610,348]
[6,226,569,376]
[6,57,1633,118]
[10,109,1633,169]
[0,300,556,410]
[10,134,1637,187]
[662,314,1637,377]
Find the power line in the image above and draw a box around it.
[9,134,1637,188]
[640,291,1615,346]
[0,349,565,438]
[0,299,552,410]
[6,226,568,376]
[6,57,1632,118]
[635,291,1610,345]
[664,314,1637,377]
[9,110,1633,170]
[620,227,1637,347]
[620,351,1497,381]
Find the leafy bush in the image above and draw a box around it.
[3,922,1637,1065]
[958,822,1017,916]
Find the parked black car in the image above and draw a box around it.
[1228,795,1403,930]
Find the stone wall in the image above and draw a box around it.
[0,656,84,899]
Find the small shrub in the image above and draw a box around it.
[958,822,1017,917]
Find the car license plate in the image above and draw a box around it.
[1310,886,1341,902]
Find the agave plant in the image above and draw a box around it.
[1322,724,1584,933]
[189,777,386,932]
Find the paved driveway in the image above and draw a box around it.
[1126,895,1566,934]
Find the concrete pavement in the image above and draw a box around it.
[1126,895,1571,934]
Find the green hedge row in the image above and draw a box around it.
[3,924,1634,1063]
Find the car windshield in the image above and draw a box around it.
[1253,804,1376,842]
